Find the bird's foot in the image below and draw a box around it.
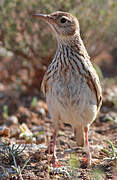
[81,146,91,167]
[82,153,91,167]
[51,155,61,168]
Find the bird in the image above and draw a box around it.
[32,11,102,166]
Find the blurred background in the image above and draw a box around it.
[0,0,117,115]
[0,1,117,178]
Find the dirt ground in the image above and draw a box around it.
[0,78,117,180]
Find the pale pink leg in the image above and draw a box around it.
[51,131,62,167]
[83,127,91,165]
[84,127,89,146]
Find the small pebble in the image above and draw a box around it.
[6,115,18,126]
[50,166,70,177]
[0,126,9,136]
[99,114,114,123]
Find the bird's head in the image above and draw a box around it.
[32,11,80,40]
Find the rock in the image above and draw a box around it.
[0,126,10,136]
[6,115,18,126]
[99,115,114,123]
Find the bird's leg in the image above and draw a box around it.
[48,131,57,166]
[48,131,56,166]
[82,127,91,165]
[51,130,62,167]
[84,127,89,146]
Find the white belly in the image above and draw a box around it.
[46,73,97,128]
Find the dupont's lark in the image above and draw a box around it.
[33,11,102,165]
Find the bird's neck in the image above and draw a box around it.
[57,33,90,60]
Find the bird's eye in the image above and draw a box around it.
[60,17,67,23]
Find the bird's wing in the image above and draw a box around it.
[87,65,102,111]
[41,72,49,97]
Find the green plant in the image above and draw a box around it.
[19,123,36,142]
[69,153,80,169]
[30,97,38,108]
[1,0,117,58]
[0,0,117,89]
[0,165,9,178]
[0,142,26,162]
[102,139,117,161]
[12,157,30,180]
[0,142,30,179]
[91,167,106,180]
[2,105,8,119]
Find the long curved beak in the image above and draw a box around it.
[32,13,54,24]
[32,14,48,19]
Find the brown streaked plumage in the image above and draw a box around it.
[33,11,102,165]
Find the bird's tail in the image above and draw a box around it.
[74,126,85,147]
